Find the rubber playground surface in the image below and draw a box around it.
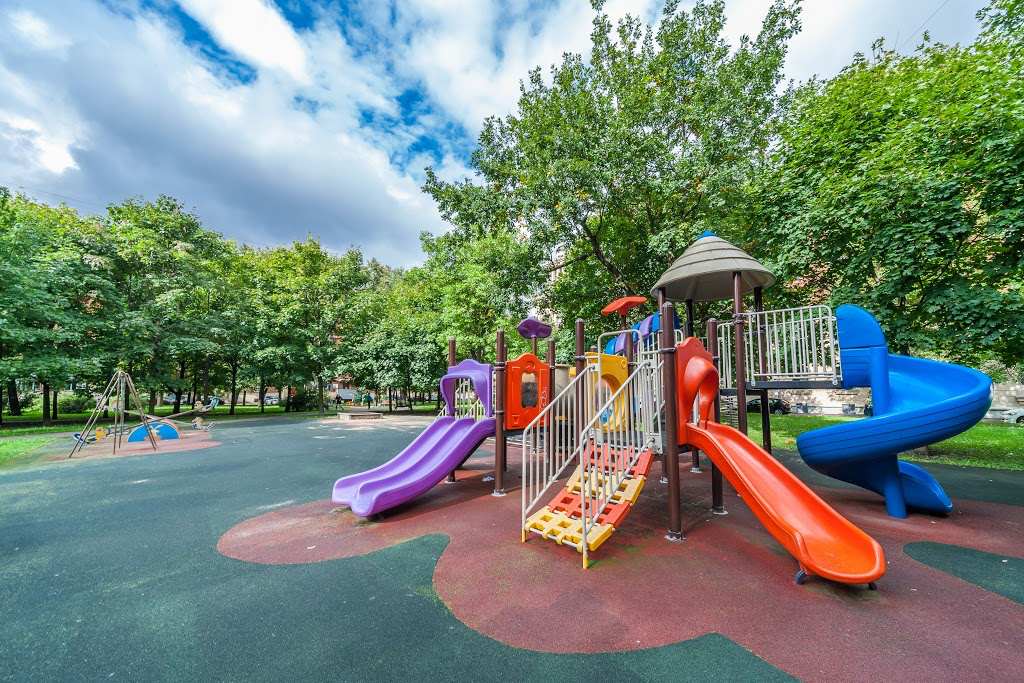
[1,416,1021,682]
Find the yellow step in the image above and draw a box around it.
[524,507,615,552]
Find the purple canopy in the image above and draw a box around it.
[517,317,552,340]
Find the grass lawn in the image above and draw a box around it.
[0,437,55,466]
[750,414,1023,471]
[0,406,330,437]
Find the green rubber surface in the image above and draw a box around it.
[0,418,791,682]
[905,542,1024,605]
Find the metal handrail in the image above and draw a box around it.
[579,358,659,567]
[521,366,597,524]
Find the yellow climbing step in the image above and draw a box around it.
[524,507,615,552]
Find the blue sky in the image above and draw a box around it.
[0,0,990,266]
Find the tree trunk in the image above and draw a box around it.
[259,379,266,414]
[7,380,21,415]
[52,388,58,420]
[285,386,291,413]
[388,387,393,413]
[202,356,211,402]
[174,360,185,414]
[103,393,109,420]
[316,375,325,416]
[242,389,246,405]
[229,362,238,415]
[190,363,199,405]
[149,388,157,416]
[41,382,50,426]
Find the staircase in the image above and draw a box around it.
[521,350,663,567]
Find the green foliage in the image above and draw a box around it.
[751,0,1024,365]
[424,0,800,321]
[57,392,97,414]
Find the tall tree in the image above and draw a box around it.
[423,0,800,321]
[750,0,1024,366]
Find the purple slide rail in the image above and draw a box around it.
[332,360,495,517]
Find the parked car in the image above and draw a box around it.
[263,396,279,405]
[1001,408,1024,425]
[746,398,791,415]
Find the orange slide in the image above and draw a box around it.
[677,339,886,586]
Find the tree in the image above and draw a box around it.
[423,0,800,322]
[105,196,228,412]
[750,0,1024,366]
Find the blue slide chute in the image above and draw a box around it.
[796,305,992,518]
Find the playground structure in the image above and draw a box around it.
[330,232,992,586]
[70,370,220,457]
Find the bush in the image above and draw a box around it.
[58,392,98,414]
[16,392,39,413]
[289,387,320,412]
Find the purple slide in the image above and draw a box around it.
[331,416,495,517]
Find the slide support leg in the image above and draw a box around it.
[882,467,908,519]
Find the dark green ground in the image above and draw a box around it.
[0,418,795,682]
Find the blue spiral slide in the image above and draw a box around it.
[796,305,993,518]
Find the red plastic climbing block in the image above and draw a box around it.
[629,450,654,478]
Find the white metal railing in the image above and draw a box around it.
[579,358,660,567]
[634,346,665,451]
[521,366,597,522]
[745,306,840,385]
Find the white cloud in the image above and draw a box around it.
[177,0,309,82]
[9,9,71,52]
[0,0,993,268]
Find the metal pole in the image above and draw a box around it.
[754,287,771,453]
[494,329,507,496]
[661,302,682,541]
[547,337,556,408]
[574,318,585,468]
[446,338,458,483]
[708,320,726,515]
[531,337,537,357]
[620,312,635,373]
[685,299,695,338]
[733,272,748,435]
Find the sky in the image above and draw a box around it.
[0,0,991,267]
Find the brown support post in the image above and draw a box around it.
[493,330,507,496]
[661,302,683,541]
[753,288,772,453]
[531,337,537,357]
[446,338,458,483]
[708,320,726,515]
[656,287,669,483]
[733,272,748,435]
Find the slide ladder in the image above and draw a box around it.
[522,349,663,567]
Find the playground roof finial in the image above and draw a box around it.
[651,233,776,302]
